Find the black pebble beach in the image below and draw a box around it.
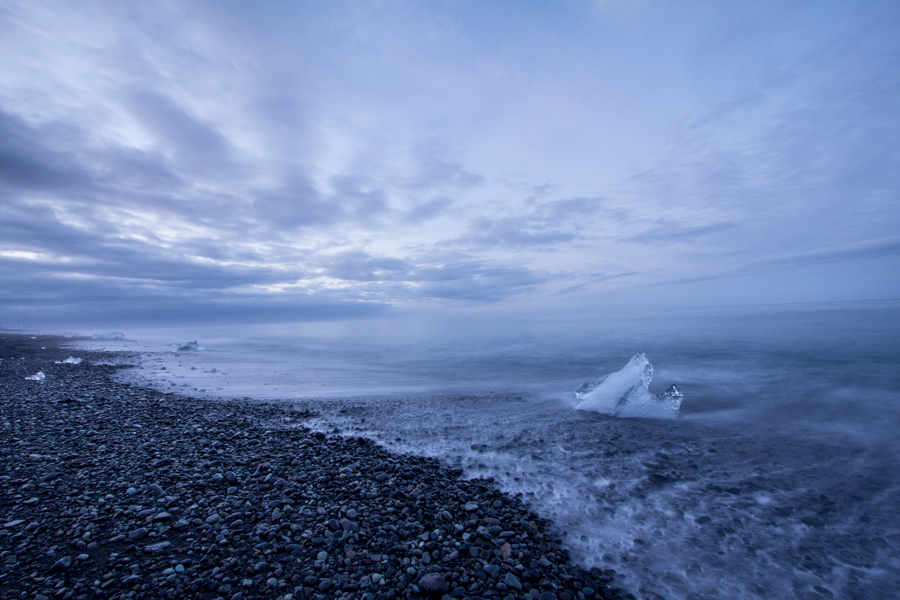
[0,335,629,600]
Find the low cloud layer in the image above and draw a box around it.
[1,1,899,326]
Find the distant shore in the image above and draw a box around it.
[0,334,627,600]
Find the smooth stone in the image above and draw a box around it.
[504,573,523,590]
[48,556,72,573]
[147,541,171,552]
[127,528,149,541]
[206,513,221,524]
[418,573,449,595]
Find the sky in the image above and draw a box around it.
[1,0,899,327]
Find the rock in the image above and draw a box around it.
[146,541,171,552]
[48,556,72,573]
[206,513,221,524]
[418,573,449,595]
[148,483,164,495]
[225,471,237,483]
[504,573,523,590]
[127,527,149,541]
[464,501,479,512]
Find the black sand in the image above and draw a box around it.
[0,334,628,600]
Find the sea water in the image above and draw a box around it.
[82,301,900,600]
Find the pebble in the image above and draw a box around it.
[48,556,72,573]
[418,572,449,595]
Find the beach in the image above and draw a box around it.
[0,334,623,600]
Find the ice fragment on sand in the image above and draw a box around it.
[25,371,45,381]
[574,352,682,418]
[55,356,83,364]
[92,331,124,340]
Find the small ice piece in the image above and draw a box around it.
[55,356,83,365]
[25,371,45,381]
[166,341,204,352]
[92,332,124,340]
[574,352,683,418]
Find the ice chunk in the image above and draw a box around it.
[55,356,83,365]
[25,371,45,381]
[165,341,204,352]
[92,332,124,340]
[574,352,682,418]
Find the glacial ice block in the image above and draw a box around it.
[92,332,124,340]
[575,352,683,418]
[166,341,204,352]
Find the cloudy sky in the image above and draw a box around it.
[2,0,899,326]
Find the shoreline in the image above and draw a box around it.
[0,334,628,600]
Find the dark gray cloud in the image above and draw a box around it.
[0,111,95,191]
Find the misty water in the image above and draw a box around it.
[85,301,900,600]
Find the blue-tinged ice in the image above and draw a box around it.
[25,371,45,381]
[574,352,682,418]
[165,341,204,352]
[92,332,124,340]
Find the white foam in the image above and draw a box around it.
[55,356,83,364]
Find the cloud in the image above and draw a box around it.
[1,0,899,325]
[451,196,608,249]
[619,221,737,244]
[651,236,900,288]
[0,110,94,191]
[125,89,239,177]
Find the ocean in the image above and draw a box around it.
[78,300,900,600]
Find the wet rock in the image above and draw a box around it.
[418,573,449,595]
[48,556,72,573]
